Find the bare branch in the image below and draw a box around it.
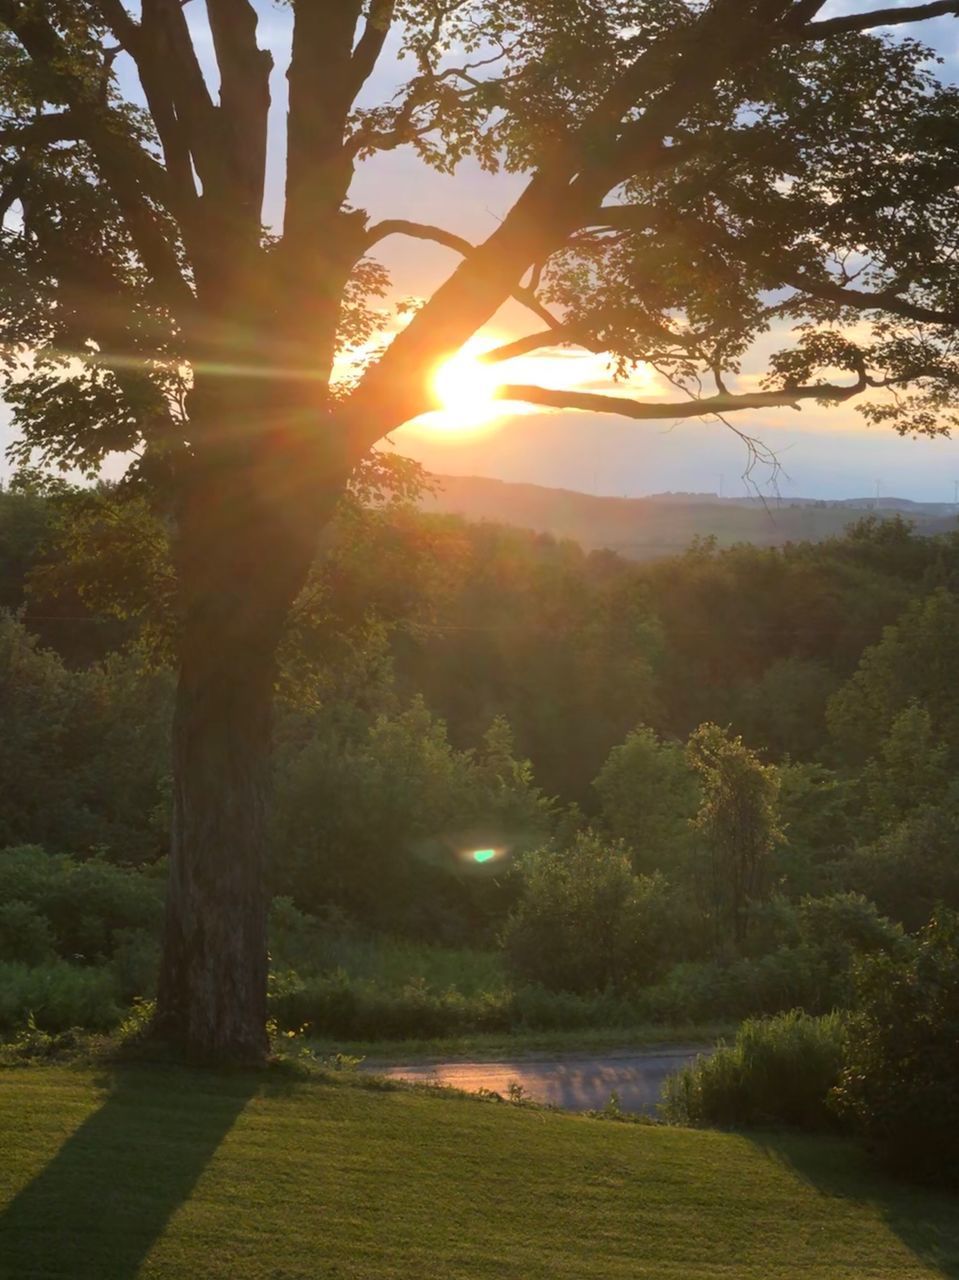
[365,218,473,257]
[480,327,585,363]
[494,373,868,420]
[364,219,564,327]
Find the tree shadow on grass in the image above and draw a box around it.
[0,1066,258,1280]
[749,1131,959,1279]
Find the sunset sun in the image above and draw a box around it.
[428,348,503,432]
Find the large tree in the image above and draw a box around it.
[0,0,957,1061]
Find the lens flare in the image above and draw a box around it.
[472,848,497,864]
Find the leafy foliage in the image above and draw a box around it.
[501,831,677,993]
[832,911,959,1185]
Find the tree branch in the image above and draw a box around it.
[494,374,868,420]
[139,0,224,199]
[780,271,959,327]
[364,218,473,257]
[364,219,565,328]
[800,1,959,39]
[0,0,194,318]
[0,112,80,148]
[346,0,806,449]
[94,1,198,219]
[479,327,584,363]
[206,0,272,223]
[590,203,959,327]
[350,0,396,93]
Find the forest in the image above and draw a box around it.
[4,466,959,1176]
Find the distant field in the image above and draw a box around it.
[2,1066,957,1279]
[421,474,959,558]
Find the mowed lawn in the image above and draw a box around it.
[1,1067,958,1280]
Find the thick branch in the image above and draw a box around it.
[351,0,396,92]
[801,1,959,38]
[780,271,959,327]
[495,375,868,419]
[206,0,272,223]
[94,2,197,220]
[284,1,363,244]
[140,0,223,199]
[0,112,80,148]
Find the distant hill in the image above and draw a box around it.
[419,474,959,559]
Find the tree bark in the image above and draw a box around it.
[154,395,348,1063]
[155,595,281,1064]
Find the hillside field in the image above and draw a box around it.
[1,1066,957,1279]
[421,474,959,558]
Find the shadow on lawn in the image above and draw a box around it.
[752,1132,959,1279]
[0,1067,257,1280]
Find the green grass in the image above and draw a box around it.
[2,1066,958,1279]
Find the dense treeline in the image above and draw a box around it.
[3,475,959,1085]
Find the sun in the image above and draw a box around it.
[420,344,505,434]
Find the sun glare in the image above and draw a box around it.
[428,349,503,433]
[402,336,662,441]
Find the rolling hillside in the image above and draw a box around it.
[420,475,959,559]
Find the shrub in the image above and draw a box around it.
[109,928,160,1002]
[0,846,163,961]
[502,831,675,994]
[0,959,123,1031]
[0,899,54,964]
[832,910,959,1186]
[267,968,643,1040]
[661,1010,845,1130]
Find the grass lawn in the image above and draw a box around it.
[1,1065,957,1279]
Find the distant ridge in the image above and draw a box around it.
[419,474,959,560]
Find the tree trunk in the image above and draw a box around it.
[154,605,279,1064]
[154,413,346,1063]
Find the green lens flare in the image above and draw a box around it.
[472,849,496,863]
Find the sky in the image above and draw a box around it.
[2,2,958,502]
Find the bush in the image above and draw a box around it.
[661,1010,845,1130]
[109,928,160,1003]
[0,959,123,1031]
[832,910,959,1185]
[0,846,163,962]
[502,831,675,994]
[268,967,647,1040]
[269,970,512,1039]
[0,899,54,964]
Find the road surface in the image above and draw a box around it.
[367,1047,706,1114]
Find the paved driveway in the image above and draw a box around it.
[368,1047,706,1114]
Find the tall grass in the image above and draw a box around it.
[661,1009,845,1131]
